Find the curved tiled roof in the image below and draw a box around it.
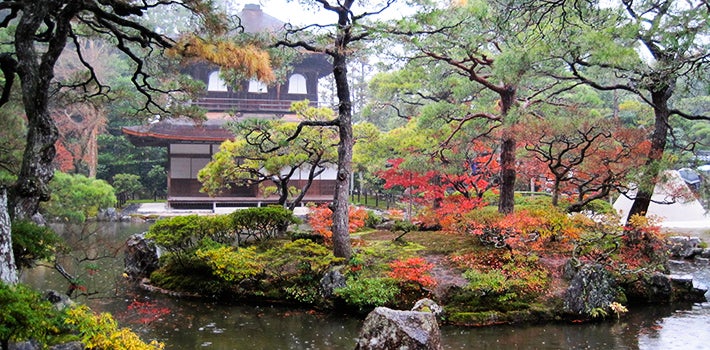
[122,117,234,146]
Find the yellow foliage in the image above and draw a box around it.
[64,305,164,350]
[169,35,274,82]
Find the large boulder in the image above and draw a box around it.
[124,233,159,279]
[355,307,442,350]
[625,272,707,303]
[563,264,618,317]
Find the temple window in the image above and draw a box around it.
[207,71,228,92]
[248,79,268,93]
[287,74,307,94]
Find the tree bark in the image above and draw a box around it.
[330,2,355,260]
[331,57,354,260]
[9,1,71,220]
[626,85,672,224]
[0,188,18,285]
[497,87,517,215]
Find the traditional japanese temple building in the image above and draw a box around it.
[122,4,334,209]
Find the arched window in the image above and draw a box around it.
[287,74,307,94]
[248,79,268,93]
[207,71,228,92]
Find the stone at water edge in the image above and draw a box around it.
[563,264,618,316]
[123,233,159,279]
[355,307,442,350]
[411,298,443,316]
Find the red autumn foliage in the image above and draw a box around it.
[378,143,497,228]
[388,257,437,288]
[307,204,368,243]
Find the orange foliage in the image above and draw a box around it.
[307,204,368,243]
[388,257,437,288]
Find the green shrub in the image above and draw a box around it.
[11,220,62,269]
[335,277,400,311]
[146,215,204,266]
[0,283,61,349]
[463,269,508,296]
[41,171,117,223]
[149,254,229,297]
[462,256,549,307]
[263,239,343,278]
[202,215,235,245]
[230,206,299,244]
[195,245,264,283]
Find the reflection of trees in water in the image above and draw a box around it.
[38,222,149,298]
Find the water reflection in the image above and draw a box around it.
[20,222,710,350]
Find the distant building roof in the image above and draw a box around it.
[238,4,285,33]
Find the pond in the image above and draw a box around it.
[20,222,710,349]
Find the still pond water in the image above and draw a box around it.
[21,222,710,350]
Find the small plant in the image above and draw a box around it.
[609,302,628,319]
[146,215,203,266]
[364,210,383,228]
[588,307,608,319]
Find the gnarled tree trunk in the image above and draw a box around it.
[9,1,69,220]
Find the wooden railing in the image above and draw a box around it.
[194,97,325,113]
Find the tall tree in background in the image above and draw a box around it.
[275,0,395,259]
[386,0,571,214]
[559,0,709,222]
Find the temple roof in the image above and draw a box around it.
[122,117,234,147]
[122,113,304,147]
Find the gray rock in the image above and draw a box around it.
[49,342,84,350]
[411,298,443,316]
[9,340,40,350]
[355,307,442,350]
[320,265,347,298]
[670,274,708,302]
[97,207,120,222]
[44,290,74,310]
[667,236,702,258]
[563,264,618,316]
[646,272,673,302]
[124,233,159,279]
[562,258,579,281]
